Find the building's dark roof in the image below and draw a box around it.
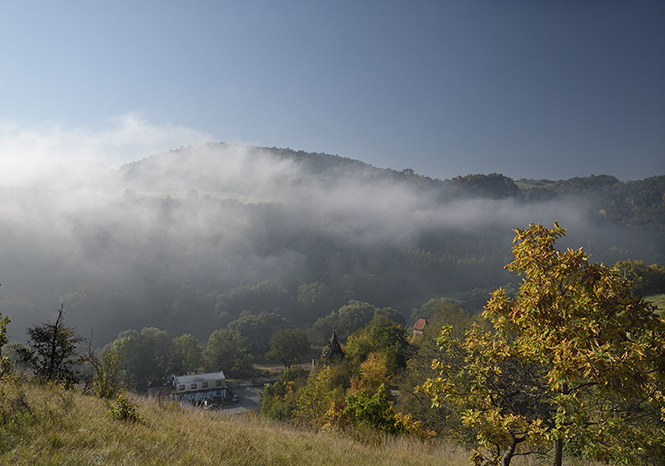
[321,330,344,363]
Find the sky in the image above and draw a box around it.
[0,1,663,181]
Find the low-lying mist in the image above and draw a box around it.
[0,143,660,345]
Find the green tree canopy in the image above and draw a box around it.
[18,304,84,386]
[410,297,472,329]
[345,315,410,381]
[103,328,204,390]
[105,331,163,390]
[265,328,309,368]
[614,258,665,295]
[227,311,291,355]
[202,327,254,378]
[170,333,203,375]
[313,300,405,341]
[297,281,332,311]
[260,367,309,421]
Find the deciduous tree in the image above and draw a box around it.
[420,223,665,466]
[202,327,254,378]
[18,304,84,386]
[170,333,203,375]
[345,315,409,381]
[265,328,309,368]
[260,367,308,421]
[227,311,290,355]
[106,331,162,390]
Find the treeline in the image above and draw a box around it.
[259,226,665,466]
[6,254,662,395]
[0,188,518,345]
[1,191,662,348]
[1,224,663,465]
[1,143,663,349]
[520,174,665,231]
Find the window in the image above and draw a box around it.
[202,382,208,388]
[216,380,222,387]
[179,385,185,391]
[191,383,197,389]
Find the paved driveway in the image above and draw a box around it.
[222,384,262,414]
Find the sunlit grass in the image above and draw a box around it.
[0,377,611,465]
[0,377,468,466]
[646,294,665,317]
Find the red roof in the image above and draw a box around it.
[413,318,427,331]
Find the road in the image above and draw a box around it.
[221,383,262,414]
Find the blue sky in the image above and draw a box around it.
[0,1,663,181]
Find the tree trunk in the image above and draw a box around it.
[48,305,65,380]
[552,382,568,466]
[552,438,563,466]
[501,438,518,466]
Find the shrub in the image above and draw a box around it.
[106,390,141,423]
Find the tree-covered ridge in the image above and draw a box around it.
[0,142,663,348]
[122,144,665,229]
[1,222,663,465]
[519,174,665,230]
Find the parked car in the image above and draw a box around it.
[232,394,239,403]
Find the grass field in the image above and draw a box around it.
[0,375,613,466]
[0,376,474,466]
[646,293,665,307]
[646,294,665,317]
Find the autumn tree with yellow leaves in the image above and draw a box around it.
[420,223,665,466]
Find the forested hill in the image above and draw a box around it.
[0,142,663,346]
[121,143,664,231]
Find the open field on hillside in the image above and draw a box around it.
[647,293,665,308]
[0,377,465,466]
[252,346,323,374]
[647,294,665,317]
[0,377,606,466]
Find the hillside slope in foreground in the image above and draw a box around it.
[0,377,470,466]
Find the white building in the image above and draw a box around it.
[171,371,226,402]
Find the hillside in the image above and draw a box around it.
[0,377,467,466]
[1,145,662,465]
[0,143,663,346]
[122,144,665,231]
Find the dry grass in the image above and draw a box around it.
[0,377,610,466]
[646,294,665,317]
[0,377,469,466]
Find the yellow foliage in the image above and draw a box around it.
[419,223,665,465]
[359,352,389,389]
[394,412,436,443]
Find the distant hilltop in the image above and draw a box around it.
[0,141,662,346]
[118,142,665,232]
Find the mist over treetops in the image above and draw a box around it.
[0,143,662,345]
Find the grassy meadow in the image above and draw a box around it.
[0,376,617,465]
[644,294,665,320]
[0,376,474,466]
[647,293,665,313]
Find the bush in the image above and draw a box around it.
[106,390,141,423]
